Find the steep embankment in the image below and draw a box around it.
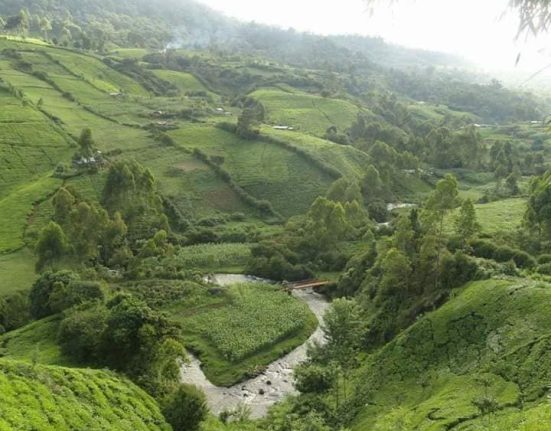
[0,358,170,430]
[352,279,551,430]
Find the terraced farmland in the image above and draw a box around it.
[169,124,336,217]
[251,86,362,136]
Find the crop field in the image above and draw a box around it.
[171,282,317,385]
[17,51,148,125]
[351,279,551,431]
[0,358,170,430]
[0,90,70,197]
[122,144,252,216]
[152,69,210,94]
[167,243,252,271]
[251,87,361,136]
[261,127,372,179]
[169,125,335,216]
[0,176,62,253]
[47,49,150,96]
[0,66,152,149]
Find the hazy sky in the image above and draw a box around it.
[196,0,551,75]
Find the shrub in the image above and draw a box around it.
[0,291,31,331]
[538,254,551,265]
[537,262,551,275]
[162,385,208,431]
[29,270,79,319]
[58,303,108,362]
[294,364,335,394]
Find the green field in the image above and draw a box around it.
[169,125,336,217]
[446,197,527,234]
[0,249,37,294]
[166,243,252,272]
[170,282,317,386]
[152,69,210,94]
[0,358,170,430]
[251,87,361,136]
[261,127,372,179]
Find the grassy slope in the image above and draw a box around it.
[260,127,371,180]
[251,86,361,136]
[352,279,551,430]
[0,358,170,431]
[0,249,36,294]
[445,197,527,234]
[169,124,335,217]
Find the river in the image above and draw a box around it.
[180,274,330,418]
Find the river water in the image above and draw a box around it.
[180,274,330,418]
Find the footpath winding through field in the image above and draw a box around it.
[179,275,330,418]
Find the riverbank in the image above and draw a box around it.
[180,287,330,418]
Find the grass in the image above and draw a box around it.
[0,176,62,253]
[0,249,36,294]
[170,282,318,386]
[445,197,527,234]
[169,125,336,217]
[0,358,170,430]
[165,243,252,271]
[152,69,210,94]
[251,87,361,136]
[352,278,551,430]
[0,315,68,366]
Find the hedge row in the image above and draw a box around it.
[470,239,537,269]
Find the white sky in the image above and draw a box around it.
[196,0,551,77]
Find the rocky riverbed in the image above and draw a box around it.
[180,275,330,418]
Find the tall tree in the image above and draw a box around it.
[35,221,69,270]
[454,198,481,244]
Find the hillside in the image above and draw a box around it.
[1,1,551,430]
[0,358,171,430]
[352,279,551,430]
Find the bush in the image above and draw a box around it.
[538,254,551,265]
[440,252,480,290]
[470,240,536,269]
[29,271,80,319]
[0,291,31,331]
[58,303,108,362]
[162,385,208,431]
[537,262,551,275]
[294,364,335,394]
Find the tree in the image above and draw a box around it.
[58,303,108,361]
[18,9,29,35]
[524,170,551,242]
[424,174,459,289]
[379,248,412,299]
[322,298,365,404]
[35,221,69,270]
[161,384,208,431]
[39,17,52,40]
[454,198,481,243]
[78,128,94,157]
[236,107,260,139]
[29,270,79,318]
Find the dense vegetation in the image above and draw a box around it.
[1,0,551,429]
